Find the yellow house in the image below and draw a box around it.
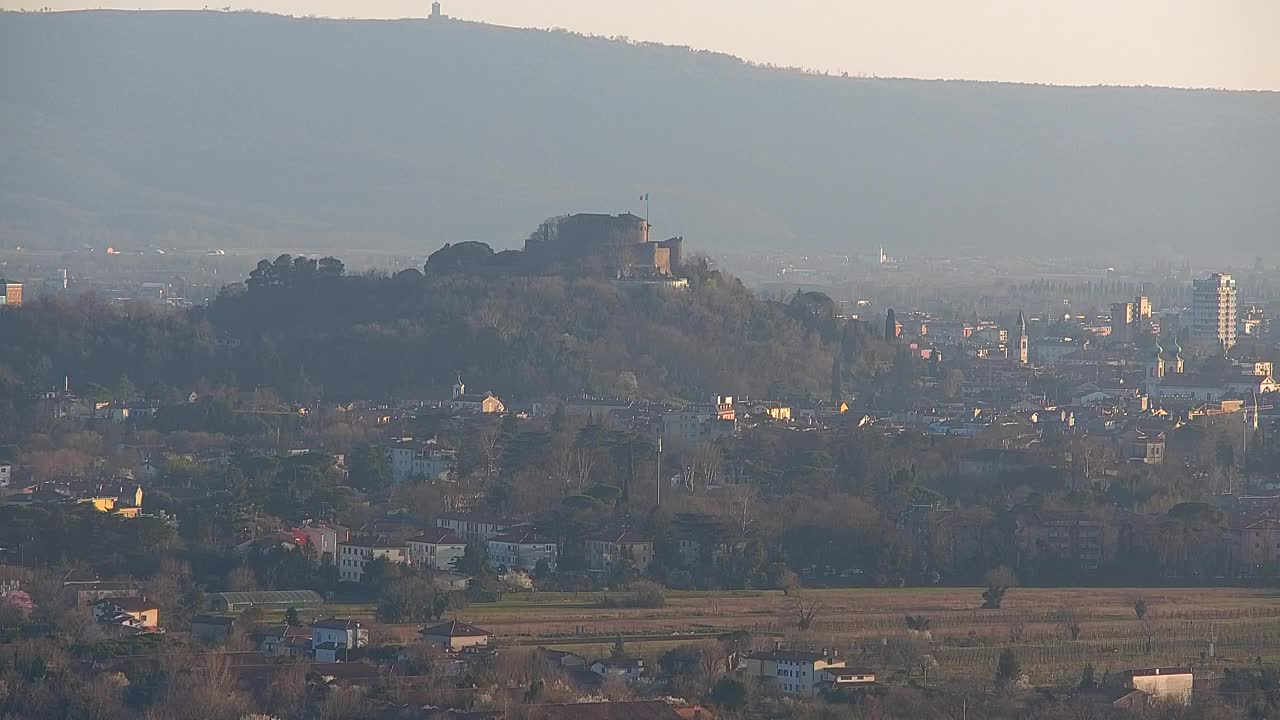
[93,597,160,630]
[451,392,506,414]
[80,486,144,518]
[751,402,792,421]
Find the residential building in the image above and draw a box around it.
[1015,511,1123,571]
[297,522,350,564]
[388,442,456,484]
[1192,273,1237,350]
[816,666,878,692]
[1111,302,1134,342]
[585,530,654,574]
[1230,518,1280,577]
[1241,305,1269,337]
[420,619,491,650]
[435,572,472,591]
[450,391,506,414]
[406,529,468,571]
[0,463,10,488]
[1127,668,1193,706]
[93,597,159,631]
[564,398,635,422]
[1123,431,1165,465]
[436,512,524,545]
[312,618,368,661]
[253,623,314,657]
[539,648,587,670]
[486,528,558,573]
[743,649,846,698]
[337,537,409,583]
[79,484,144,518]
[190,615,237,644]
[660,406,736,447]
[0,280,22,307]
[749,402,792,422]
[589,657,645,684]
[63,577,142,607]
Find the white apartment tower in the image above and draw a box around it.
[1192,273,1237,351]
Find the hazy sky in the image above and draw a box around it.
[7,0,1279,90]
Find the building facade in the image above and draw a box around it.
[1192,273,1237,350]
[406,530,468,571]
[388,444,455,484]
[337,537,408,583]
[486,529,558,573]
[0,281,21,307]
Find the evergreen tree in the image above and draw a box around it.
[995,649,1022,687]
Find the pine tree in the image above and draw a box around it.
[995,649,1021,687]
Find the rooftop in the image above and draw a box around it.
[421,619,491,638]
[407,529,466,545]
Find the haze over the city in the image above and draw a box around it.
[5,0,1279,90]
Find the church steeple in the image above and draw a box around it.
[1014,310,1028,366]
[1163,333,1184,374]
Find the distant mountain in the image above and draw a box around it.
[1,10,1277,259]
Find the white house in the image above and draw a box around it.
[388,442,456,485]
[486,529,558,573]
[435,513,525,545]
[589,658,645,684]
[0,464,10,488]
[337,537,408,583]
[312,618,368,661]
[817,666,877,691]
[743,649,846,698]
[406,530,468,571]
[1128,667,1193,706]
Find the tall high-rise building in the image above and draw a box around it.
[1134,295,1152,320]
[1111,302,1133,341]
[1191,273,1237,350]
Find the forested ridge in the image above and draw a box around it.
[0,256,832,421]
[2,10,1277,257]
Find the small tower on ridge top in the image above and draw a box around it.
[430,2,443,20]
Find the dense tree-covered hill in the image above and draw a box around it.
[0,259,833,429]
[1,10,1277,258]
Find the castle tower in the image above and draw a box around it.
[430,1,443,19]
[1015,310,1028,366]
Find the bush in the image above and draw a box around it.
[631,580,666,609]
[709,677,749,711]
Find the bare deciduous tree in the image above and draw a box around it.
[1054,605,1084,641]
[794,595,822,631]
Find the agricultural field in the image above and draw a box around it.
[334,586,1280,685]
